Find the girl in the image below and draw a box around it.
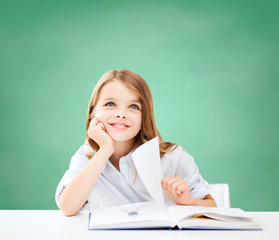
[55,69,216,216]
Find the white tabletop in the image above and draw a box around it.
[0,210,278,240]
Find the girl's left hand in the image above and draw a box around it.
[161,176,193,205]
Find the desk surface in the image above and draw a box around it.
[0,210,278,240]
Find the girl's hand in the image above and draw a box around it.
[87,117,115,153]
[161,176,193,205]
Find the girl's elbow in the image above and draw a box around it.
[59,200,79,217]
[204,194,217,207]
[60,205,78,217]
[64,212,77,217]
[211,199,217,207]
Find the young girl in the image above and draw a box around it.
[55,69,216,216]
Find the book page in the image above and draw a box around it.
[89,202,169,228]
[177,217,260,230]
[167,205,252,223]
[131,137,166,209]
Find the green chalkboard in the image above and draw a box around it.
[1,0,278,211]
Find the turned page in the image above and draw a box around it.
[131,137,166,209]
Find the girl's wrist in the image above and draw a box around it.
[98,145,114,157]
[187,196,196,205]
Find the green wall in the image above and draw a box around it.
[1,0,278,211]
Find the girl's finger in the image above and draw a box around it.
[161,179,168,192]
[96,122,105,131]
[170,181,183,195]
[90,117,99,127]
[162,176,181,192]
[176,183,187,195]
[99,121,107,131]
[166,177,180,191]
[161,176,174,192]
[162,176,177,191]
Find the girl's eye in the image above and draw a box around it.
[130,104,139,110]
[105,102,115,107]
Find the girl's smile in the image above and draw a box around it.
[109,122,130,129]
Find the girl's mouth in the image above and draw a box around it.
[109,123,130,129]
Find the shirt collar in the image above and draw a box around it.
[103,149,134,172]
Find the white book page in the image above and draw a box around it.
[167,205,252,223]
[131,137,166,209]
[177,217,260,229]
[89,202,169,228]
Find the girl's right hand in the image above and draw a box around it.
[87,117,115,153]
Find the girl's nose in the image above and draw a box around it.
[115,107,126,119]
[116,114,126,119]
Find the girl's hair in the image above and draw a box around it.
[85,69,177,158]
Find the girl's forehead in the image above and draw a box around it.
[98,81,140,101]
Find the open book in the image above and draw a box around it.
[88,201,261,230]
[88,137,261,230]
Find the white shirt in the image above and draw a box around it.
[55,143,211,212]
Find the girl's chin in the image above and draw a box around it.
[111,137,133,142]
[107,129,140,143]
[109,134,136,143]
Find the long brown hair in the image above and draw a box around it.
[85,69,177,158]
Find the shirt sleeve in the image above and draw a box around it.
[55,145,92,209]
[175,148,211,199]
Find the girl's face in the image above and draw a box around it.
[93,81,142,143]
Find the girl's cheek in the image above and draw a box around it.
[94,111,107,122]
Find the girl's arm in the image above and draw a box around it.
[161,176,217,207]
[59,118,114,216]
[188,194,216,207]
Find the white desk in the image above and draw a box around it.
[0,210,278,240]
